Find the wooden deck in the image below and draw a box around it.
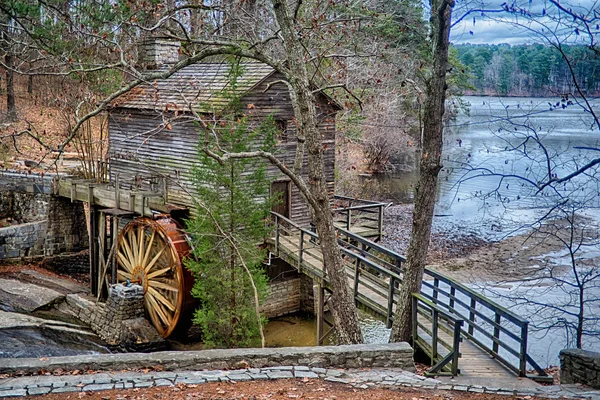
[53,177,184,217]
[267,213,551,382]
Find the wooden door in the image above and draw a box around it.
[271,180,291,219]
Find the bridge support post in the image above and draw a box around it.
[316,284,324,345]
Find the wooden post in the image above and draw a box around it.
[378,204,383,241]
[387,277,395,328]
[452,320,463,376]
[316,284,325,345]
[468,298,476,335]
[346,209,351,230]
[115,174,120,209]
[433,278,439,303]
[492,312,501,354]
[519,322,529,377]
[97,211,106,297]
[299,230,304,267]
[88,204,98,296]
[411,295,418,347]
[449,286,456,309]
[129,192,135,212]
[275,214,280,255]
[432,309,439,364]
[111,216,119,284]
[161,177,168,204]
[353,256,360,300]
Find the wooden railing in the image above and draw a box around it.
[412,293,463,376]
[269,212,550,381]
[332,195,387,240]
[420,269,549,379]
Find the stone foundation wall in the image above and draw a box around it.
[0,172,88,260]
[560,349,600,388]
[64,284,163,350]
[300,274,317,314]
[45,196,87,256]
[261,278,302,318]
[40,251,89,276]
[0,221,47,258]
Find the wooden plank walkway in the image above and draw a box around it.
[269,232,516,379]
[267,214,551,382]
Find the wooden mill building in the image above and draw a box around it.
[57,40,344,338]
[108,42,339,225]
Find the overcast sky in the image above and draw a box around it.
[450,0,599,45]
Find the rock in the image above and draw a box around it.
[18,270,86,294]
[0,279,64,312]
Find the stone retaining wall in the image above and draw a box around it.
[0,221,47,258]
[0,172,87,260]
[40,251,89,276]
[0,342,415,374]
[64,284,163,350]
[261,278,302,318]
[560,349,600,388]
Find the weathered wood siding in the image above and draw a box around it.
[108,72,336,227]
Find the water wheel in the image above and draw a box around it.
[116,216,194,338]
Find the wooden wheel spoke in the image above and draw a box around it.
[117,271,132,280]
[148,287,176,312]
[148,280,179,292]
[141,229,156,269]
[121,234,135,269]
[145,246,166,273]
[147,266,171,280]
[147,293,172,327]
[145,297,163,333]
[117,251,133,273]
[137,225,145,266]
[129,229,139,266]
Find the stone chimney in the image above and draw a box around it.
[138,38,181,70]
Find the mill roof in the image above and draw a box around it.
[113,62,276,113]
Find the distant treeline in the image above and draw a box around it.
[454,44,600,97]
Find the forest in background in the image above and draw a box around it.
[455,43,600,97]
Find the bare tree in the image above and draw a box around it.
[390,0,455,342]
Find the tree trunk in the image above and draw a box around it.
[272,0,363,344]
[390,0,454,343]
[5,52,16,121]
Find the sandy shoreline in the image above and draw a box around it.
[382,204,587,284]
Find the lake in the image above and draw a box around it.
[376,95,600,366]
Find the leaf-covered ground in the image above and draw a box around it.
[33,379,521,400]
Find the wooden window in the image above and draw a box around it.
[275,119,288,142]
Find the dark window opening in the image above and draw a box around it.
[275,119,288,142]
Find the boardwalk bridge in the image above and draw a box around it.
[21,175,550,382]
[268,196,551,382]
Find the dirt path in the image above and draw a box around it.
[33,379,521,400]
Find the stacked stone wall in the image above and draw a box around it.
[0,221,47,258]
[261,278,301,318]
[560,349,600,388]
[0,172,87,260]
[45,196,87,255]
[64,284,163,350]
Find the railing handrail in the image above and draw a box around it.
[271,212,319,240]
[413,293,464,324]
[336,227,407,263]
[333,194,388,206]
[423,268,529,326]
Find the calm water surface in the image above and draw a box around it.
[379,96,600,366]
